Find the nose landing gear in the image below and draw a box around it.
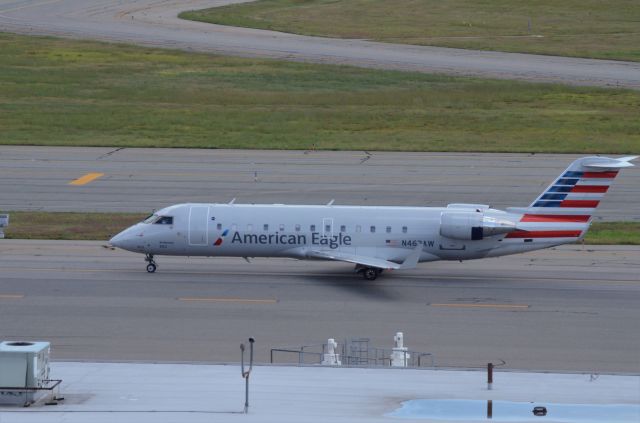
[145,254,157,273]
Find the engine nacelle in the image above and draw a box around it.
[446,203,490,211]
[440,211,517,241]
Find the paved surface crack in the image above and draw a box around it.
[359,151,372,164]
[97,147,125,160]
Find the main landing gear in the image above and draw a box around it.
[145,254,157,273]
[356,265,383,281]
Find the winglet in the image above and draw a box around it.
[398,245,422,270]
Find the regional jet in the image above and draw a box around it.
[109,156,636,280]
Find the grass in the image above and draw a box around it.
[2,212,145,241]
[180,0,640,62]
[2,212,639,244]
[1,32,640,153]
[583,221,640,245]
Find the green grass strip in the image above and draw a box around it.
[2,212,638,244]
[2,212,145,241]
[180,0,640,62]
[1,32,640,153]
[583,221,640,245]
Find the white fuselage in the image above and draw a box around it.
[110,203,567,263]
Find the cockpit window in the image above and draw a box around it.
[155,216,173,225]
[143,214,159,224]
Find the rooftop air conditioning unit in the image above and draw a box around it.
[0,341,51,405]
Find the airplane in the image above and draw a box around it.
[109,155,636,280]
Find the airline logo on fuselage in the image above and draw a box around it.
[219,231,352,249]
[213,229,229,246]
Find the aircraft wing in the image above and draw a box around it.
[308,246,422,270]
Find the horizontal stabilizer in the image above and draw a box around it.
[581,156,637,169]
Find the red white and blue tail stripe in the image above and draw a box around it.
[506,156,636,242]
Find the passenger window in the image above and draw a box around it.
[402,226,408,234]
[370,226,376,233]
[264,224,269,231]
[356,225,361,233]
[279,224,285,231]
[325,225,331,232]
[295,224,301,232]
[217,223,222,230]
[311,225,316,231]
[386,226,391,233]
[155,216,173,225]
[340,225,346,232]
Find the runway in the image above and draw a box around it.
[0,239,638,373]
[1,146,638,221]
[1,0,640,89]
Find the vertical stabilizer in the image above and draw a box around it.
[506,156,636,242]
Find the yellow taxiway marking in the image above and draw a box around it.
[431,303,529,309]
[0,294,24,299]
[69,172,104,186]
[178,297,278,304]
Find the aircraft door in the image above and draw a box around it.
[188,205,209,246]
[322,218,333,238]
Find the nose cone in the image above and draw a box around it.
[109,227,136,251]
[109,230,126,248]
[109,231,124,248]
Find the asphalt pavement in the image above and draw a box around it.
[1,240,638,373]
[1,147,638,221]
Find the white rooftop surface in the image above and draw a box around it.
[1,362,638,423]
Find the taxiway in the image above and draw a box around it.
[1,147,638,220]
[1,240,638,373]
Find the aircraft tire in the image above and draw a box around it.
[362,268,378,281]
[146,263,157,273]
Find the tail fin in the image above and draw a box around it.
[506,155,636,242]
